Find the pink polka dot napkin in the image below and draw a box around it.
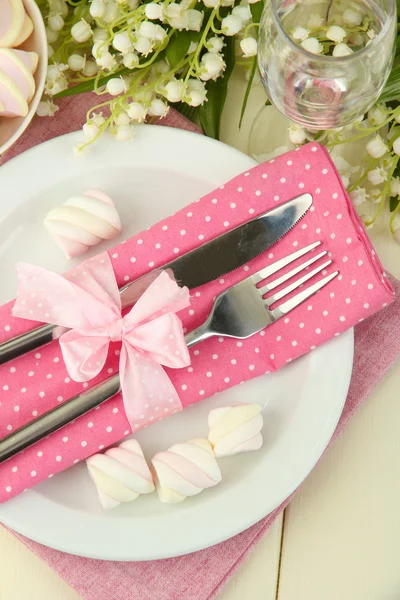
[0,141,394,502]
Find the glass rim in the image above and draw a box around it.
[270,0,396,63]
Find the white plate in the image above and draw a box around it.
[0,126,354,560]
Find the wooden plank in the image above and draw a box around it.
[277,222,400,599]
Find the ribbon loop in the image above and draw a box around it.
[13,253,191,428]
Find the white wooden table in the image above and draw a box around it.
[1,71,399,600]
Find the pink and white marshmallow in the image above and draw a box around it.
[208,404,263,457]
[0,0,26,47]
[86,439,155,510]
[151,439,222,504]
[44,189,122,259]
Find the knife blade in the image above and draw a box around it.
[0,193,312,364]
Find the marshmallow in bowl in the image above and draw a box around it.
[0,49,36,103]
[87,439,155,510]
[44,189,122,259]
[13,12,34,46]
[0,0,26,47]
[208,404,263,457]
[151,439,222,504]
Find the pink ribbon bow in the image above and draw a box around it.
[12,253,191,428]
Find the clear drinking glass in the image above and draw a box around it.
[257,0,396,130]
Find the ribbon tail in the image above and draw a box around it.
[120,342,183,430]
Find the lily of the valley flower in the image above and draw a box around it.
[368,167,388,185]
[292,26,309,41]
[343,8,363,26]
[206,36,224,53]
[366,135,388,158]
[221,14,243,36]
[240,37,257,57]
[106,77,127,96]
[185,79,207,106]
[392,137,400,156]
[127,102,147,122]
[90,0,106,18]
[199,52,226,81]
[326,26,346,43]
[36,100,59,117]
[68,54,86,71]
[163,79,185,102]
[349,187,368,206]
[332,43,353,57]
[232,5,252,24]
[288,124,306,145]
[123,52,140,69]
[390,177,400,196]
[115,124,135,141]
[368,104,387,126]
[301,37,323,54]
[71,19,92,43]
[113,32,133,54]
[148,98,169,117]
[145,3,163,19]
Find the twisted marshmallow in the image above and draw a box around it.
[208,404,263,457]
[0,0,26,48]
[44,189,122,259]
[0,49,36,113]
[151,438,222,504]
[87,439,155,510]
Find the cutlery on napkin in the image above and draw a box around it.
[0,240,336,461]
[0,194,313,363]
[0,142,394,503]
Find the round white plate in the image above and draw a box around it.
[0,126,353,560]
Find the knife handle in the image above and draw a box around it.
[0,374,121,463]
[0,324,68,364]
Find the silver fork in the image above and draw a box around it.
[185,240,337,347]
[0,241,338,463]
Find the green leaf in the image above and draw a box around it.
[199,36,235,139]
[239,57,257,129]
[174,102,199,123]
[250,0,264,28]
[166,31,200,68]
[379,58,400,103]
[390,196,399,212]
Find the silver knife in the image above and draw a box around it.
[0,193,312,364]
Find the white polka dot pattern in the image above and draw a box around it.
[0,142,394,502]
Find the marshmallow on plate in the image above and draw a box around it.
[87,439,155,510]
[44,189,122,259]
[151,439,222,504]
[208,404,263,457]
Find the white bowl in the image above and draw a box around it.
[0,0,48,155]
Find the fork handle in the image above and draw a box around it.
[0,375,121,463]
[185,321,214,348]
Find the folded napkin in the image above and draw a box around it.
[0,141,394,502]
[12,274,400,600]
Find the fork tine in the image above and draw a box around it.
[269,271,339,321]
[258,250,327,294]
[253,241,321,284]
[264,259,332,306]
